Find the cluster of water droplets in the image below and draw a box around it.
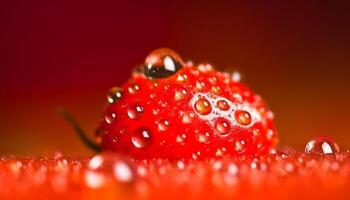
[191,93,261,136]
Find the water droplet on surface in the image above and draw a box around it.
[305,136,340,155]
[157,119,170,131]
[85,153,134,189]
[132,128,152,148]
[216,100,230,111]
[107,87,123,104]
[105,112,117,124]
[231,71,241,82]
[128,83,140,94]
[196,81,207,90]
[182,111,195,124]
[215,118,231,136]
[235,140,246,153]
[234,110,252,126]
[144,48,184,79]
[194,98,212,115]
[197,63,214,73]
[176,74,189,83]
[127,104,144,119]
[196,132,210,144]
[174,87,188,101]
[176,134,187,145]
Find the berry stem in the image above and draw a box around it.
[57,108,101,152]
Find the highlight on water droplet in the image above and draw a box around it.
[174,87,188,101]
[182,111,195,124]
[216,100,230,111]
[131,128,152,148]
[85,153,134,189]
[127,104,144,119]
[194,98,212,115]
[107,87,123,104]
[157,119,170,131]
[215,118,231,136]
[305,136,340,155]
[234,110,252,126]
[235,140,246,153]
[128,83,140,94]
[144,48,184,79]
[105,112,116,124]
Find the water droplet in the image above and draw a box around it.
[211,86,221,94]
[127,104,144,119]
[305,136,340,155]
[176,74,189,83]
[144,48,184,79]
[105,112,117,124]
[197,63,214,73]
[196,81,207,90]
[196,132,210,144]
[234,110,252,126]
[235,140,246,152]
[194,98,212,115]
[85,153,134,189]
[174,87,188,101]
[182,111,195,124]
[215,118,231,136]
[131,128,152,148]
[231,71,241,82]
[216,100,230,111]
[176,134,187,145]
[157,119,170,131]
[107,87,123,104]
[128,83,140,94]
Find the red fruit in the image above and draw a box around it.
[97,48,278,159]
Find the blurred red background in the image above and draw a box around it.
[0,1,349,156]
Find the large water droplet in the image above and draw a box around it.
[305,136,340,155]
[216,100,230,111]
[107,87,123,104]
[215,118,231,136]
[194,98,212,115]
[85,153,134,189]
[131,128,152,148]
[234,110,252,126]
[144,48,184,79]
[127,104,144,119]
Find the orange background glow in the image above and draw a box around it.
[1,1,349,156]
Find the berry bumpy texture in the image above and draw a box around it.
[97,48,278,159]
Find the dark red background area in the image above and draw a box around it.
[0,1,349,156]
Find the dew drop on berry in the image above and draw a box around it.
[235,140,246,153]
[176,134,187,145]
[231,71,241,82]
[196,132,210,144]
[217,100,230,111]
[85,153,134,189]
[128,83,140,94]
[144,48,184,79]
[197,63,214,73]
[234,110,252,126]
[127,104,144,119]
[157,119,170,131]
[105,112,116,124]
[305,136,340,155]
[182,111,195,124]
[196,81,206,90]
[215,118,231,136]
[107,87,123,104]
[176,74,188,83]
[174,87,188,101]
[194,98,212,115]
[131,128,152,148]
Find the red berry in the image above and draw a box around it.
[97,48,278,159]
